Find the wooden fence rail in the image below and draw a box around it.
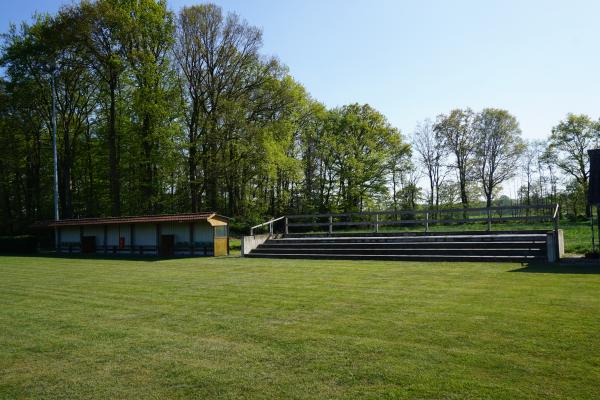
[251,204,560,237]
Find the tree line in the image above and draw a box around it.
[0,0,598,234]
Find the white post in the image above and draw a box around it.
[375,214,379,233]
[285,217,289,235]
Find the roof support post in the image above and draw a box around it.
[103,225,107,255]
[130,224,135,254]
[190,222,195,256]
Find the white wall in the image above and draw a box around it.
[133,223,154,246]
[194,221,213,243]
[82,225,104,246]
[106,224,131,246]
[160,222,190,244]
[60,227,80,243]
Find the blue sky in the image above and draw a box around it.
[2,0,600,141]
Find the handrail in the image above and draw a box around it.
[250,216,285,236]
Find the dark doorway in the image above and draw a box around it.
[160,235,175,256]
[81,236,96,254]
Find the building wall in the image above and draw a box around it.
[82,226,104,246]
[60,227,80,243]
[194,221,213,243]
[106,225,131,247]
[160,222,190,244]
[55,218,225,257]
[134,223,156,246]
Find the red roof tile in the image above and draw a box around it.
[37,212,228,227]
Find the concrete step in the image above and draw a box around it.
[245,253,543,262]
[260,241,546,250]
[247,231,551,262]
[251,247,545,256]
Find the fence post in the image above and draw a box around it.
[285,217,289,235]
[425,211,429,233]
[329,216,333,235]
[250,227,254,236]
[375,214,379,233]
[554,204,560,262]
[487,208,491,231]
[269,222,273,236]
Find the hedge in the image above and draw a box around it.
[0,235,38,254]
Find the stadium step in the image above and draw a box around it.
[246,231,549,262]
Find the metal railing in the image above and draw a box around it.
[249,204,560,238]
[250,216,286,236]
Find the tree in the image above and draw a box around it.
[434,108,476,215]
[549,113,600,216]
[388,137,412,213]
[412,119,447,210]
[173,3,282,212]
[120,0,176,213]
[520,140,545,205]
[326,104,402,212]
[77,0,127,216]
[474,108,524,207]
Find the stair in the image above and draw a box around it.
[245,231,549,262]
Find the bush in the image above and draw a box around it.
[0,235,38,254]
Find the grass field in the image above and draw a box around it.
[1,255,599,399]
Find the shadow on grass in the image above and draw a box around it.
[510,260,600,274]
[0,252,201,263]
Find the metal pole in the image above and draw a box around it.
[284,217,288,235]
[375,214,379,233]
[328,216,333,235]
[51,71,59,222]
[554,204,560,262]
[51,70,60,251]
[425,211,429,233]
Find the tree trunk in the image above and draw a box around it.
[108,80,120,216]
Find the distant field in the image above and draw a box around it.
[1,255,599,399]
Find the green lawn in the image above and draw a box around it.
[1,256,599,399]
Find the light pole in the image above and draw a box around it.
[50,67,60,250]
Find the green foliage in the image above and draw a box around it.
[0,0,597,235]
[0,236,37,253]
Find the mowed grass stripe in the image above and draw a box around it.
[0,256,599,399]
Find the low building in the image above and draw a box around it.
[45,213,229,257]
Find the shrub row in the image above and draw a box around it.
[0,235,38,253]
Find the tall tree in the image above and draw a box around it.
[77,0,127,216]
[549,113,600,215]
[474,108,524,207]
[434,108,476,214]
[120,0,176,213]
[412,119,447,210]
[174,3,281,212]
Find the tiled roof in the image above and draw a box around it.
[37,212,228,227]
